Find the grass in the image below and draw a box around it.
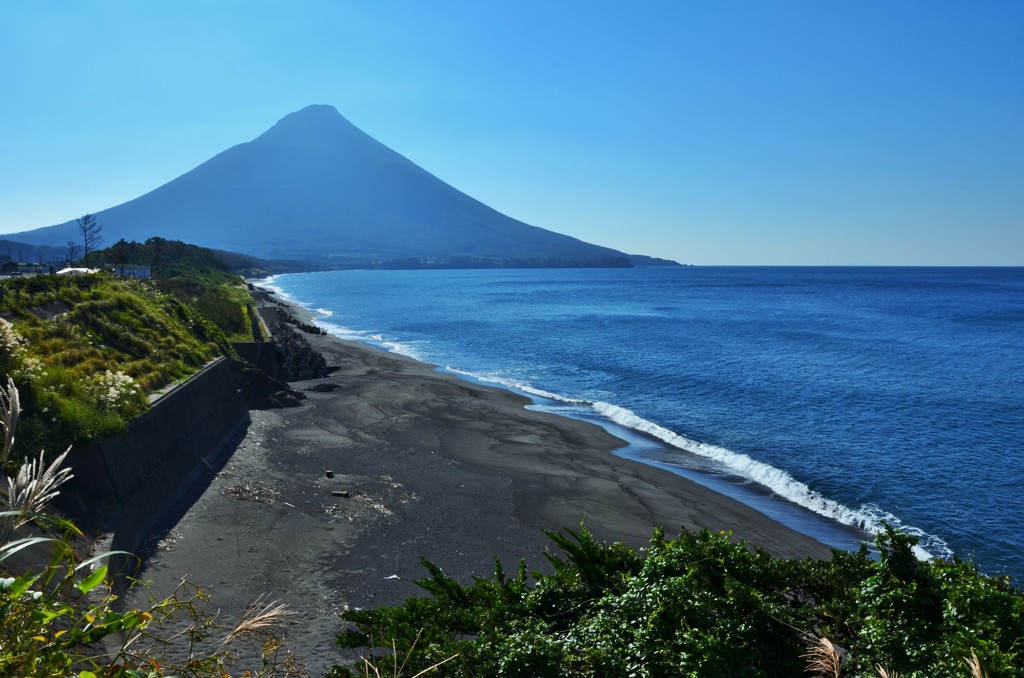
[0,272,230,462]
[154,263,256,342]
[805,637,843,678]
[0,239,262,465]
[354,632,458,678]
[99,237,263,343]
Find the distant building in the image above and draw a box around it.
[120,264,152,279]
[2,263,49,277]
[56,267,99,276]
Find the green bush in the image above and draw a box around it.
[333,527,1024,677]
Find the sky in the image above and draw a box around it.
[1,1,1022,265]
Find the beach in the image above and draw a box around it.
[131,294,834,675]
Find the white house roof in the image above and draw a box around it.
[56,267,99,275]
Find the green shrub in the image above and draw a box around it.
[333,527,1024,677]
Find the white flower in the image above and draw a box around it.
[88,370,139,410]
[0,318,27,358]
[13,356,45,382]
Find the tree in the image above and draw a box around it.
[108,238,131,276]
[77,213,103,264]
[148,236,166,270]
[64,240,81,264]
[333,527,1024,677]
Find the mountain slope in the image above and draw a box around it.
[12,105,660,267]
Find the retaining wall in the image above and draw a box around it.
[59,357,250,571]
[232,341,280,378]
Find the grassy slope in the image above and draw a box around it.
[0,268,247,463]
[102,237,261,343]
[153,263,256,342]
[0,243,298,675]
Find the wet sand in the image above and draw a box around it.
[132,296,833,675]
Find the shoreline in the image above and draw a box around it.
[269,276,871,554]
[439,366,871,554]
[132,291,837,674]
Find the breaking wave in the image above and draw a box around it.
[445,368,948,560]
[255,275,951,562]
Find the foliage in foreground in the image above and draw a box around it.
[334,526,1024,677]
[0,378,298,677]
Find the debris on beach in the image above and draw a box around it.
[222,480,281,504]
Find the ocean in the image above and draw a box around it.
[263,267,1024,581]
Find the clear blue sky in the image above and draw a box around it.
[1,1,1022,265]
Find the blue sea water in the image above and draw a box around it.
[263,267,1024,581]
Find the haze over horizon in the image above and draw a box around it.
[2,2,1022,266]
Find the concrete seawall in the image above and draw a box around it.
[59,357,250,573]
[233,341,280,378]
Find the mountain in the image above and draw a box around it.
[10,105,676,268]
[0,240,66,265]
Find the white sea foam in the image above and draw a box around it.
[255,276,283,295]
[590,401,949,560]
[440,366,949,560]
[379,340,428,362]
[444,368,595,406]
[593,402,870,525]
[256,281,949,561]
[254,276,310,308]
[314,320,369,341]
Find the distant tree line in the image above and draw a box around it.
[95,237,233,273]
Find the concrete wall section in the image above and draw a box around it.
[99,357,245,503]
[233,341,280,378]
[62,357,250,563]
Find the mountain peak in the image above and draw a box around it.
[286,103,344,121]
[8,104,660,268]
[255,104,360,144]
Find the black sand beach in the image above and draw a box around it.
[132,295,834,675]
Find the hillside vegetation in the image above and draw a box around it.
[0,239,258,463]
[0,240,306,675]
[100,237,263,342]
